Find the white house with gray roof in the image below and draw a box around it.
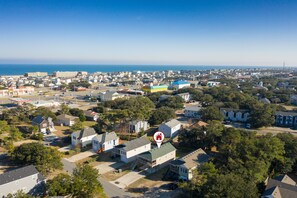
[159,119,181,138]
[136,142,176,173]
[92,132,119,153]
[184,105,202,118]
[71,127,97,147]
[113,136,151,163]
[129,120,149,133]
[170,148,209,180]
[0,165,45,197]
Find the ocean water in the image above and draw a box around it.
[0,64,266,75]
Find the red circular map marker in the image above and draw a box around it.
[153,131,165,148]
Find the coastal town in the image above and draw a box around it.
[0,68,297,197]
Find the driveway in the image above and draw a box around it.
[65,150,96,162]
[94,161,124,175]
[99,177,136,198]
[111,171,146,189]
[58,145,72,152]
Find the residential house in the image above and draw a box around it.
[0,165,45,197]
[71,128,97,147]
[84,110,99,121]
[113,136,151,163]
[92,132,119,153]
[159,119,181,138]
[262,174,297,198]
[184,105,202,118]
[171,80,191,90]
[176,92,191,102]
[290,95,297,105]
[169,148,209,180]
[275,111,297,129]
[220,108,250,122]
[207,81,220,87]
[129,120,149,133]
[136,143,176,173]
[32,116,55,134]
[259,98,271,104]
[56,114,78,126]
[98,90,125,101]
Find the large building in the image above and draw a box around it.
[275,111,297,129]
[98,91,126,101]
[0,86,35,98]
[142,85,168,93]
[220,108,250,122]
[0,165,45,197]
[171,80,191,90]
[53,71,87,78]
[25,72,48,77]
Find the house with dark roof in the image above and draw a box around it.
[84,110,99,121]
[159,119,181,138]
[32,115,55,134]
[275,111,297,129]
[262,174,297,198]
[56,114,78,126]
[92,132,119,153]
[71,127,97,147]
[169,148,209,180]
[136,143,176,173]
[0,165,45,197]
[113,136,151,163]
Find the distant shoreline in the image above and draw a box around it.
[0,64,291,75]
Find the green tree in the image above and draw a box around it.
[69,108,86,122]
[46,173,72,196]
[148,107,176,125]
[72,164,105,198]
[201,106,224,121]
[201,173,259,198]
[0,120,10,134]
[157,96,184,109]
[11,142,62,175]
[249,103,275,128]
[6,190,34,198]
[70,121,84,132]
[33,107,57,121]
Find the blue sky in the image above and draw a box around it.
[0,0,296,66]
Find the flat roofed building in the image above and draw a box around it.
[142,85,168,93]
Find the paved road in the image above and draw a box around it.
[99,177,135,198]
[62,158,76,174]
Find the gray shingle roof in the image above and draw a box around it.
[171,148,209,169]
[56,114,78,121]
[264,177,297,198]
[93,132,118,143]
[73,128,97,139]
[121,136,151,152]
[163,119,180,128]
[275,111,297,117]
[32,115,46,125]
[138,142,176,161]
[0,165,44,185]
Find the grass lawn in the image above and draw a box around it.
[82,121,97,127]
